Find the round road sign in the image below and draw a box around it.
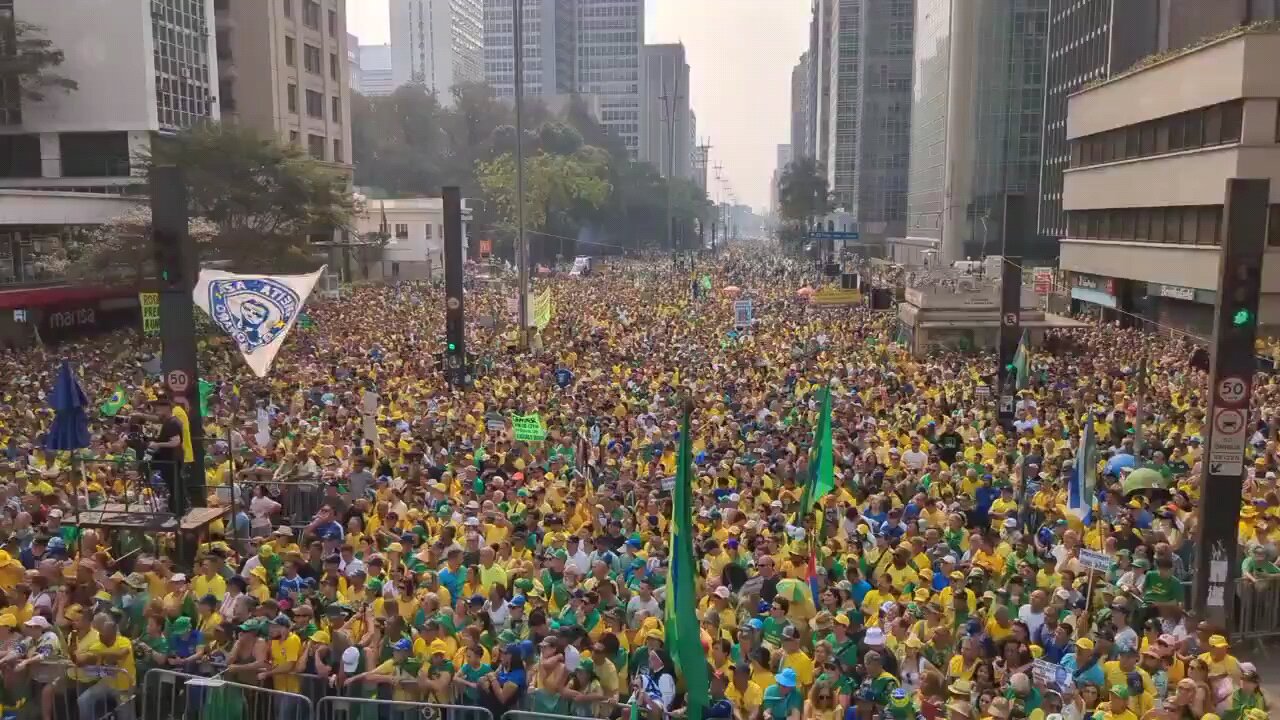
[1214,407,1245,435]
[446,296,461,310]
[1002,312,1017,326]
[166,369,190,393]
[1217,376,1248,405]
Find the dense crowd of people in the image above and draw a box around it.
[0,247,1275,720]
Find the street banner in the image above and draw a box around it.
[533,288,553,330]
[810,288,861,306]
[193,266,326,377]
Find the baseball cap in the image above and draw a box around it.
[342,646,362,672]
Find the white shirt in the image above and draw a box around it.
[1018,604,1046,639]
[902,449,928,470]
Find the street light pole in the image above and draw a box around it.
[660,65,682,258]
[513,0,529,348]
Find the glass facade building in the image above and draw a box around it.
[904,0,1049,263]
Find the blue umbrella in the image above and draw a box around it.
[44,361,90,451]
[1105,453,1137,476]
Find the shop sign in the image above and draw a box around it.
[1157,284,1196,301]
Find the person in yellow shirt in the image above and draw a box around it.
[75,618,136,720]
[778,626,815,691]
[263,615,306,719]
[1197,634,1242,688]
[1094,685,1139,720]
[192,558,227,602]
[727,662,765,717]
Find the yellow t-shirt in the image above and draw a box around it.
[193,574,228,601]
[726,680,764,715]
[172,405,195,463]
[83,635,136,692]
[947,655,977,682]
[780,650,814,689]
[271,633,303,694]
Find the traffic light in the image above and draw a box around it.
[1233,308,1254,327]
[447,341,457,352]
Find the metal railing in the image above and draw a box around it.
[319,695,494,720]
[19,661,133,720]
[141,668,314,720]
[1233,576,1280,641]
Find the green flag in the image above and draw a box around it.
[99,386,127,417]
[1012,330,1030,390]
[797,385,835,518]
[665,407,709,720]
[198,379,216,417]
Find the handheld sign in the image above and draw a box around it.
[512,413,547,442]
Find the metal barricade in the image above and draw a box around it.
[509,693,633,720]
[15,661,133,720]
[319,695,494,720]
[141,668,314,720]
[1232,576,1280,642]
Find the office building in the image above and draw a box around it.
[0,0,218,194]
[790,51,813,161]
[1058,28,1280,335]
[483,0,577,97]
[357,44,396,96]
[577,0,644,157]
[1038,0,1280,240]
[898,0,1050,265]
[391,0,484,98]
[811,0,837,168]
[639,43,691,179]
[772,144,793,217]
[353,197,471,281]
[215,0,351,170]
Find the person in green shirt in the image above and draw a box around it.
[135,615,170,678]
[1142,556,1185,620]
[1241,546,1280,585]
[761,598,791,648]
[455,644,492,705]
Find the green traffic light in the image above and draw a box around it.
[447,342,457,351]
[1233,309,1254,327]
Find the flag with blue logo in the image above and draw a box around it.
[193,266,326,377]
[1069,415,1098,523]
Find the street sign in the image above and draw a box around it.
[166,369,189,393]
[1208,406,1247,476]
[806,231,860,240]
[1216,376,1248,407]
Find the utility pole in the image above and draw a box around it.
[1193,178,1268,630]
[512,0,529,348]
[659,65,683,255]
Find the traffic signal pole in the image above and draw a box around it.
[443,187,468,387]
[996,193,1026,432]
[1193,178,1268,631]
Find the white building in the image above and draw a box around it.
[354,197,472,281]
[357,45,395,96]
[577,0,644,157]
[391,0,484,100]
[638,43,691,180]
[0,0,219,198]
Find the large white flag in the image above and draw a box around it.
[193,266,326,377]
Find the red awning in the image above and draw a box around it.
[0,284,136,310]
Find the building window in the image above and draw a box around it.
[331,95,340,121]
[60,132,131,177]
[304,44,321,74]
[1069,100,1243,168]
[394,223,409,239]
[290,130,300,144]
[303,1,321,30]
[1068,206,1222,246]
[287,84,298,114]
[330,52,339,80]
[328,9,337,36]
[333,139,343,163]
[305,89,322,118]
[0,134,42,178]
[391,262,400,277]
[307,133,325,159]
[285,36,296,67]
[425,224,432,239]
[282,0,292,17]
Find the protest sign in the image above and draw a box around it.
[1032,659,1071,691]
[512,413,547,442]
[1078,549,1113,573]
[140,293,160,336]
[533,289,553,330]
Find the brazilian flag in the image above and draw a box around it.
[99,386,127,417]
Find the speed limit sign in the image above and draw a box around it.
[166,369,190,393]
[1216,376,1248,406]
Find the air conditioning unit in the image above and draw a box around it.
[180,66,191,78]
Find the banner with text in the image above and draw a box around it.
[512,412,547,442]
[193,266,326,377]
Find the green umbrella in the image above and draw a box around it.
[774,578,812,605]
[1122,467,1166,495]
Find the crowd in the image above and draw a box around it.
[0,247,1275,720]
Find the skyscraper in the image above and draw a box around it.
[639,44,691,179]
[899,0,1049,264]
[1037,0,1278,240]
[391,0,484,100]
[357,45,396,96]
[577,0,644,157]
[790,51,813,161]
[483,0,577,98]
[772,144,794,217]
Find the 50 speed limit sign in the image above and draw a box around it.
[1216,376,1248,407]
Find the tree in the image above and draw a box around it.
[351,86,448,196]
[33,206,219,283]
[475,149,611,259]
[778,156,832,227]
[141,124,351,273]
[0,17,77,112]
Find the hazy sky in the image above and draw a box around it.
[346,0,810,211]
